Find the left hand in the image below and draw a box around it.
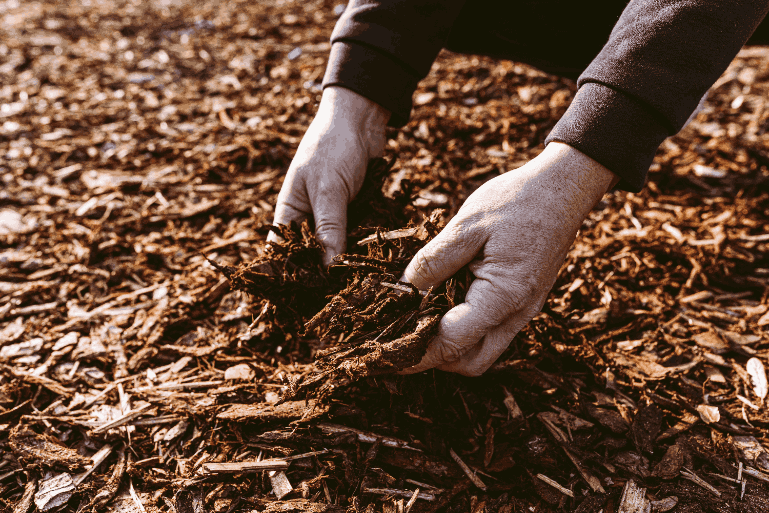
[400,142,618,376]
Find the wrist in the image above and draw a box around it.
[316,86,390,158]
[320,86,391,130]
[534,142,618,224]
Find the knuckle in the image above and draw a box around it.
[410,250,442,284]
[433,340,464,364]
[314,217,344,235]
[498,275,541,313]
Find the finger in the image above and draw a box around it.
[268,202,309,243]
[310,193,348,266]
[400,276,521,373]
[436,309,534,376]
[401,219,486,291]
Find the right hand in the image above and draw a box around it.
[271,86,391,265]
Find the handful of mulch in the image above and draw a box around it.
[214,159,468,400]
[293,209,468,400]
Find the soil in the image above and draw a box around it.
[2,0,769,512]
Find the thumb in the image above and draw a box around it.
[401,221,486,290]
[311,194,348,266]
[400,277,514,373]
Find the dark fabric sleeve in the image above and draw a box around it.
[546,0,769,192]
[322,0,468,127]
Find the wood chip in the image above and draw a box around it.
[617,479,650,513]
[746,357,767,400]
[680,468,721,496]
[269,470,293,499]
[449,448,486,491]
[201,460,289,474]
[34,474,75,512]
[362,488,436,501]
[535,474,574,498]
[696,404,721,424]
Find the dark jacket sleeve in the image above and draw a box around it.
[322,0,468,127]
[545,0,769,191]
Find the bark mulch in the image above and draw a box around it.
[2,0,769,512]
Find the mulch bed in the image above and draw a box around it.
[2,0,769,512]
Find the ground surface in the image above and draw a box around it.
[2,0,769,512]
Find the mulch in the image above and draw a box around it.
[2,0,769,512]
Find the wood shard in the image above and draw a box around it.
[201,460,289,474]
[449,448,486,491]
[269,470,293,499]
[680,468,721,496]
[535,474,574,498]
[362,488,436,501]
[13,477,37,513]
[649,496,678,512]
[91,403,153,434]
[217,400,328,421]
[618,479,650,513]
[318,423,421,451]
[696,404,721,424]
[502,387,523,420]
[746,357,767,400]
[34,473,75,512]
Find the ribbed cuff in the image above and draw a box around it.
[545,82,671,192]
[322,41,419,128]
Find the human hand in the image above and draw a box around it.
[271,86,391,265]
[401,142,618,376]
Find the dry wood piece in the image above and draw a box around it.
[502,387,523,420]
[318,423,422,451]
[201,460,289,474]
[80,449,127,513]
[362,488,436,501]
[269,470,293,499]
[618,479,650,513]
[680,468,721,496]
[538,413,606,493]
[746,357,767,400]
[9,425,91,471]
[13,476,36,513]
[535,474,573,498]
[91,403,153,434]
[696,404,721,424]
[743,466,769,484]
[34,473,75,512]
[449,449,487,491]
[72,444,113,486]
[649,496,678,512]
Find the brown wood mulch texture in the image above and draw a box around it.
[1,0,769,512]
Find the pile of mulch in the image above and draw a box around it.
[1,0,769,512]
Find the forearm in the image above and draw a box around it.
[322,0,468,127]
[547,0,769,191]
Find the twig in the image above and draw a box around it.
[449,448,486,491]
[201,460,289,474]
[538,413,605,493]
[73,444,113,486]
[318,424,421,451]
[129,478,147,513]
[680,468,721,496]
[362,488,435,501]
[12,476,36,513]
[536,474,574,498]
[404,488,420,513]
[743,466,769,484]
[91,403,153,434]
[282,449,330,461]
